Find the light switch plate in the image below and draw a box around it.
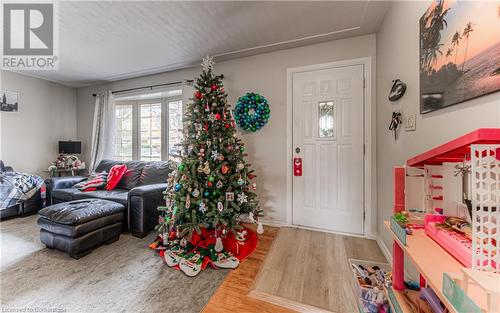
[405,114,416,131]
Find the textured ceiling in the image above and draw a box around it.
[18,1,390,87]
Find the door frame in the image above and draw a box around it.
[286,57,375,238]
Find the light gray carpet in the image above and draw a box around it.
[1,215,228,313]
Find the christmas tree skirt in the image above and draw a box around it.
[149,226,258,276]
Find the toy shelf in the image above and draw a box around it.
[407,128,500,167]
[389,128,500,313]
[385,285,416,313]
[384,222,488,313]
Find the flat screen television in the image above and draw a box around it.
[58,141,81,154]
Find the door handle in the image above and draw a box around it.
[295,147,301,153]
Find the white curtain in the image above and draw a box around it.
[89,91,115,173]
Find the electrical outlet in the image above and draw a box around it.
[405,114,416,131]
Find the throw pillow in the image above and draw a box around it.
[73,171,107,189]
[79,172,108,191]
[139,161,173,185]
[106,164,127,190]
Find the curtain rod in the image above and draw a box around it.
[92,79,195,97]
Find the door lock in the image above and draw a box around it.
[295,147,301,153]
[293,157,302,176]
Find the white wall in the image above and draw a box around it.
[376,1,500,253]
[0,70,77,176]
[76,34,377,225]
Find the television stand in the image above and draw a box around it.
[44,168,86,177]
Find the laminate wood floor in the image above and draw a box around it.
[249,227,387,313]
[202,225,295,313]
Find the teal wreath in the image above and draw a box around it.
[234,92,270,132]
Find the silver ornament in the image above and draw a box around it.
[237,193,248,204]
[199,202,207,213]
[211,150,220,161]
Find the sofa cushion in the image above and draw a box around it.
[38,199,124,225]
[117,161,146,190]
[51,187,128,206]
[51,188,82,202]
[139,161,174,185]
[71,189,129,206]
[95,160,118,173]
[38,212,123,237]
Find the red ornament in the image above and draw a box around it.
[215,113,221,120]
[211,84,218,91]
[248,174,255,179]
[221,165,230,174]
[207,181,213,187]
[204,122,208,131]
[195,91,202,99]
[225,124,230,129]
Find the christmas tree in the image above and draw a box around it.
[156,57,263,255]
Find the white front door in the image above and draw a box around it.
[292,64,364,234]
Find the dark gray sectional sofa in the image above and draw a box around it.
[45,159,174,238]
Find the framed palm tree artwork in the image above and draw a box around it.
[419,0,500,113]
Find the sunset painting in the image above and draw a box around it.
[420,0,500,113]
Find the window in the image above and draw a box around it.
[114,104,133,161]
[114,93,182,161]
[318,101,335,138]
[140,103,162,161]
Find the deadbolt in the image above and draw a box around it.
[295,147,301,153]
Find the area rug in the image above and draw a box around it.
[249,227,388,313]
[0,215,229,313]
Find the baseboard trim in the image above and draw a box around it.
[288,224,376,240]
[376,235,392,263]
[260,220,378,241]
[248,290,334,313]
[375,235,419,281]
[260,219,287,228]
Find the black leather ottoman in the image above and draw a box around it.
[38,199,124,259]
